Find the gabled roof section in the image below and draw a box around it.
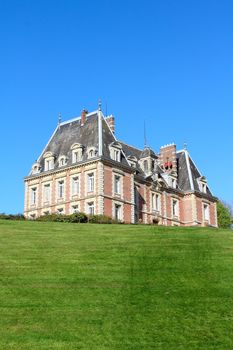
[177,151,192,191]
[140,147,158,159]
[177,150,213,196]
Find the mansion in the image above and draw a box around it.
[24,107,218,226]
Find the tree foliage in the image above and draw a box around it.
[217,201,232,228]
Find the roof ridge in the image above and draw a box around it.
[118,140,143,152]
[60,110,98,126]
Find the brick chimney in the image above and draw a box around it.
[159,143,177,175]
[105,115,115,133]
[81,109,88,126]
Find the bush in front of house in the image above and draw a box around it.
[0,213,25,220]
[36,212,88,223]
[88,214,117,224]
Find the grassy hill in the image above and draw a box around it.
[0,220,233,350]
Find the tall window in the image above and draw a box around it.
[171,179,177,189]
[72,177,79,196]
[30,187,37,205]
[144,160,148,172]
[113,149,120,161]
[115,204,121,221]
[58,180,64,199]
[87,173,94,192]
[172,199,178,217]
[114,175,121,194]
[203,204,209,221]
[152,193,160,211]
[201,183,207,193]
[44,184,50,202]
[45,159,52,171]
[72,150,81,163]
[87,202,94,215]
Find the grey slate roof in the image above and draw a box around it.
[139,147,158,159]
[30,110,214,198]
[38,112,99,171]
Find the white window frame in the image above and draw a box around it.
[71,176,80,196]
[57,207,64,215]
[152,192,160,212]
[114,175,121,195]
[172,199,179,218]
[87,201,94,215]
[71,204,79,214]
[58,156,67,167]
[87,173,94,193]
[30,187,37,206]
[43,183,51,203]
[114,203,122,221]
[57,180,65,199]
[203,203,210,222]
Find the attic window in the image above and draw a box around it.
[58,156,67,167]
[198,177,207,193]
[171,178,177,189]
[143,160,148,172]
[87,147,97,159]
[109,142,122,162]
[71,144,83,164]
[127,156,137,168]
[31,162,40,174]
[43,152,55,171]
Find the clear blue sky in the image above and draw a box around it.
[0,0,232,213]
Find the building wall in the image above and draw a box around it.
[24,160,217,227]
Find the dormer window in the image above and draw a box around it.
[109,142,122,162]
[31,162,41,174]
[143,160,148,173]
[43,152,55,171]
[198,177,207,193]
[127,155,137,168]
[71,143,83,164]
[58,155,67,167]
[171,178,177,189]
[87,147,97,159]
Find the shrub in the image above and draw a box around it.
[217,201,232,229]
[0,213,25,220]
[36,212,88,223]
[69,212,88,223]
[88,214,119,224]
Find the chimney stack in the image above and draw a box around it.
[159,143,177,175]
[105,115,115,133]
[81,109,88,126]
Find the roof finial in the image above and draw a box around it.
[184,142,187,150]
[98,99,102,111]
[144,120,147,148]
[58,113,62,126]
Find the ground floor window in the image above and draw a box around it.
[57,208,64,215]
[114,204,122,221]
[172,199,179,217]
[87,202,94,215]
[203,203,209,221]
[71,205,79,214]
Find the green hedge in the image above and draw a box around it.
[0,213,25,221]
[36,212,88,223]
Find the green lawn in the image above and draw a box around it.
[0,220,233,350]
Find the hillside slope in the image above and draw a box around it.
[0,220,232,350]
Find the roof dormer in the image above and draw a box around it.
[109,142,122,162]
[43,152,55,171]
